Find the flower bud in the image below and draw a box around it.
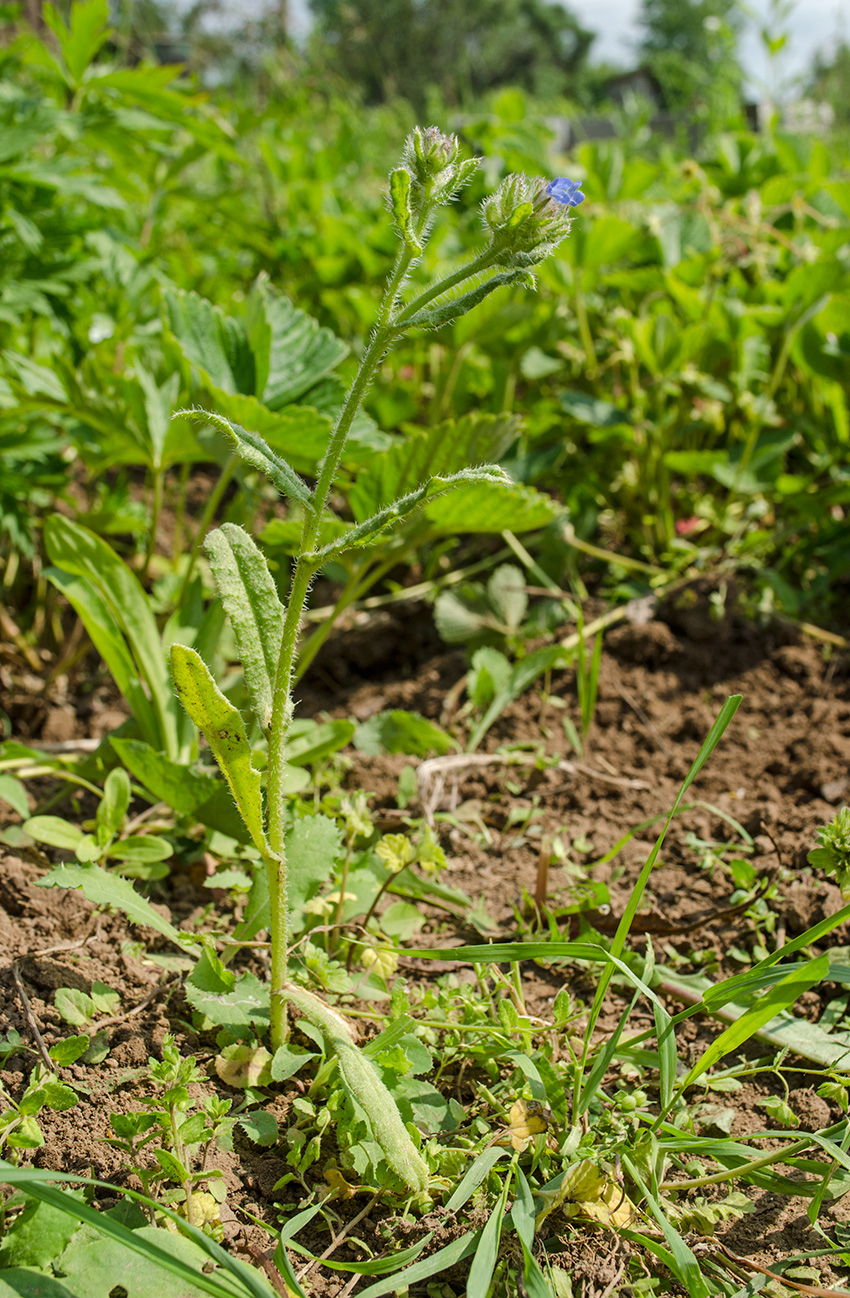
[483,173,584,267]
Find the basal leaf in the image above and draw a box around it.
[110,740,219,818]
[36,863,188,948]
[170,645,269,856]
[205,525,285,733]
[44,516,180,758]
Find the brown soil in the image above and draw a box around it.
[2,592,850,1296]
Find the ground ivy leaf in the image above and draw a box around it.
[238,1110,279,1146]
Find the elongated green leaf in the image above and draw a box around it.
[311,466,510,560]
[284,719,355,767]
[680,955,830,1090]
[621,1156,709,1296]
[445,1147,511,1214]
[23,816,84,851]
[44,569,160,749]
[0,773,28,818]
[466,1171,513,1298]
[44,516,178,757]
[36,863,189,947]
[182,409,312,506]
[511,1168,552,1298]
[205,525,285,733]
[170,645,268,856]
[400,268,531,330]
[110,739,218,818]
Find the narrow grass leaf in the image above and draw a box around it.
[466,1170,513,1298]
[445,1147,511,1214]
[357,1229,481,1298]
[621,1154,709,1297]
[678,954,830,1092]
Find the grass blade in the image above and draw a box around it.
[0,1164,275,1298]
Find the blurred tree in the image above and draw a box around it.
[307,0,594,109]
[638,0,743,123]
[809,40,850,128]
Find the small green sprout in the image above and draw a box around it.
[808,806,850,898]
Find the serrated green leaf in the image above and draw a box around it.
[270,1045,315,1083]
[424,477,557,536]
[170,644,269,857]
[238,1111,279,1147]
[286,815,343,931]
[349,413,520,523]
[205,525,284,733]
[49,1036,90,1068]
[54,989,94,1027]
[245,275,348,409]
[185,972,269,1028]
[37,862,188,948]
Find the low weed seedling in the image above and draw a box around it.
[24,767,174,880]
[105,1034,235,1233]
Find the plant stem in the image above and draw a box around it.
[265,247,415,1048]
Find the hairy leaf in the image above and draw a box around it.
[170,645,269,856]
[205,525,285,733]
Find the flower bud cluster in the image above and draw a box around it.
[483,172,585,267]
[401,125,479,208]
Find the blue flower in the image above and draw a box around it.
[546,178,585,208]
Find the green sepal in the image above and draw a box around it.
[170,644,269,857]
[205,524,285,734]
[180,408,313,506]
[389,167,420,252]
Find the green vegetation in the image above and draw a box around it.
[1,1,850,1295]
